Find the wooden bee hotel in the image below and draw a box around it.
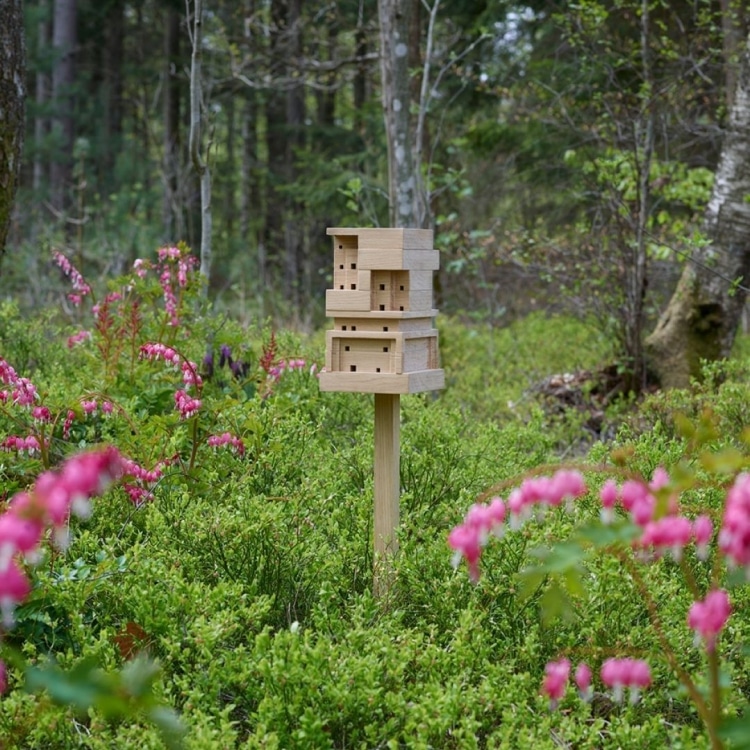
[319,227,444,593]
[319,227,444,394]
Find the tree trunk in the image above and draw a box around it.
[0,0,26,258]
[721,0,746,111]
[284,0,304,310]
[378,0,421,228]
[188,0,212,291]
[645,32,750,388]
[50,0,77,212]
[162,6,182,241]
[101,0,125,189]
[33,3,51,196]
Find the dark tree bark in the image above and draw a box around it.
[284,0,304,310]
[101,0,125,184]
[50,0,77,212]
[162,6,182,240]
[645,32,750,388]
[353,8,368,135]
[0,0,26,258]
[33,2,51,195]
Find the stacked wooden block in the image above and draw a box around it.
[319,227,445,394]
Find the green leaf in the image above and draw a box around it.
[120,654,161,699]
[700,447,746,476]
[527,540,588,573]
[575,519,640,548]
[719,714,750,749]
[25,658,104,712]
[539,581,576,626]
[148,707,188,750]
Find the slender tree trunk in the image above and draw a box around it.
[224,90,236,240]
[721,0,745,111]
[33,4,51,195]
[378,0,420,227]
[284,0,304,310]
[102,0,124,189]
[625,0,655,391]
[645,32,750,388]
[163,7,182,241]
[353,2,368,135]
[0,0,26,258]
[50,0,77,212]
[239,92,255,240]
[240,89,265,312]
[188,0,212,291]
[264,1,288,294]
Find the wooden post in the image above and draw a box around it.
[374,393,400,594]
[319,228,444,597]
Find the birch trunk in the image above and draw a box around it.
[645,33,750,388]
[0,0,25,257]
[378,0,421,228]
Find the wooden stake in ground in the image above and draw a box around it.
[319,227,444,594]
[373,393,400,594]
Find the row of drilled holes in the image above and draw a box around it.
[341,325,390,331]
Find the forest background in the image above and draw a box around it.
[2,0,750,387]
[3,2,750,745]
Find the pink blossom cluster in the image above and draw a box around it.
[542,657,650,708]
[542,658,571,705]
[207,432,246,456]
[140,343,202,419]
[140,343,201,387]
[67,330,92,348]
[157,246,182,262]
[140,342,181,367]
[181,361,202,388]
[63,410,75,440]
[0,360,16,385]
[52,250,91,306]
[133,258,149,278]
[506,469,586,527]
[1,435,41,455]
[160,269,179,326]
[174,390,201,419]
[147,246,198,326]
[449,470,586,581]
[0,447,123,620]
[0,447,122,688]
[121,456,171,507]
[81,399,98,414]
[32,406,52,423]
[122,457,164,484]
[601,658,652,704]
[79,399,113,417]
[688,589,731,652]
[719,473,750,570]
[0,357,38,407]
[599,471,714,562]
[267,358,307,381]
[448,497,506,582]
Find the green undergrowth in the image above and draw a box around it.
[0,272,748,747]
